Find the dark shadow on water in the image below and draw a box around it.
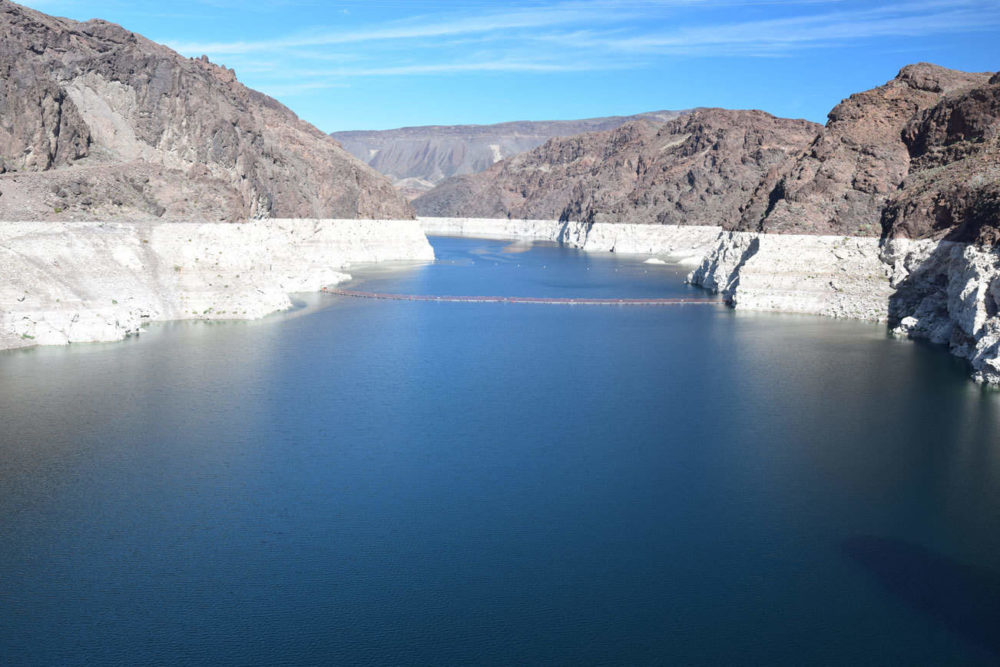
[842,536,1000,657]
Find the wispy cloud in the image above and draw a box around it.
[166,0,1000,69]
[165,2,651,55]
[597,0,1000,55]
[38,0,995,101]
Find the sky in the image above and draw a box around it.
[17,0,1000,133]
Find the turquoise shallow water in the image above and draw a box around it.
[2,236,1000,665]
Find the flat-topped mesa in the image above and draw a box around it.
[0,0,412,221]
[414,109,820,226]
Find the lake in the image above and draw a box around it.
[2,235,1000,665]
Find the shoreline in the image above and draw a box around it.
[419,217,1000,386]
[5,215,997,386]
[0,218,434,351]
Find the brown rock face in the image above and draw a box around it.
[417,63,1000,245]
[414,110,820,226]
[748,63,991,236]
[0,0,412,221]
[881,72,1000,244]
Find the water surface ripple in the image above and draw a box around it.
[1,237,999,665]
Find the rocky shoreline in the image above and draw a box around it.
[418,217,721,264]
[6,214,997,386]
[420,217,1000,386]
[0,219,433,350]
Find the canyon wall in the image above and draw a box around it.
[0,219,433,350]
[689,232,1000,384]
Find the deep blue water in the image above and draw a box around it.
[2,236,1000,665]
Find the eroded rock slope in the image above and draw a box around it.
[745,63,991,237]
[414,110,820,224]
[0,0,412,221]
[418,64,998,245]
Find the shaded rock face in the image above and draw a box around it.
[0,0,412,221]
[881,72,1000,244]
[748,63,991,237]
[331,111,685,198]
[414,110,820,225]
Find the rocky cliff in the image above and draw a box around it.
[414,110,820,224]
[880,71,1000,244]
[744,63,991,237]
[0,0,412,221]
[687,230,1000,385]
[332,111,685,197]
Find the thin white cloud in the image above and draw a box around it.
[166,2,643,55]
[601,1,1000,54]
[318,61,619,76]
[165,0,1000,72]
[138,0,1000,95]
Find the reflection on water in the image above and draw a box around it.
[1,236,1000,665]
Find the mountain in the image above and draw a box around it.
[413,110,820,225]
[881,69,1000,244]
[330,111,686,198]
[742,63,992,238]
[416,64,999,243]
[0,0,412,221]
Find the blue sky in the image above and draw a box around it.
[18,0,1000,132]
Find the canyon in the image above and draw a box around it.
[412,63,1000,386]
[420,216,1000,386]
[1,0,998,387]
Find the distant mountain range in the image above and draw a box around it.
[330,111,686,198]
[414,63,1000,243]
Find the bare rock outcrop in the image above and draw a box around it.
[747,63,991,236]
[880,71,1000,244]
[418,64,1000,246]
[0,0,412,221]
[414,110,820,225]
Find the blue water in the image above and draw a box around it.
[2,236,1000,665]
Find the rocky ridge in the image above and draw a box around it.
[417,64,998,244]
[744,63,992,237]
[414,110,820,224]
[880,71,1000,244]
[0,0,412,221]
[332,111,685,197]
